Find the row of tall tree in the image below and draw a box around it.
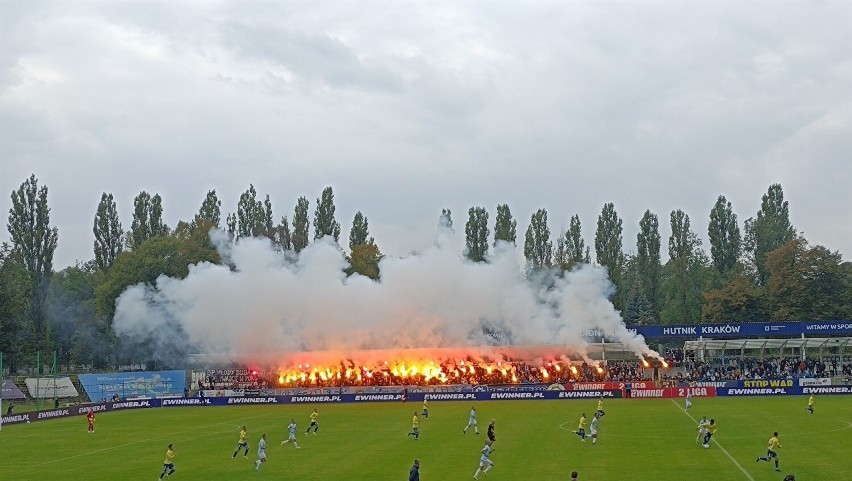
[2,175,850,372]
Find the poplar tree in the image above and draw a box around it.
[708,195,741,278]
[464,206,490,262]
[194,189,222,229]
[349,211,371,250]
[493,204,517,246]
[314,186,341,242]
[662,210,704,323]
[7,174,58,352]
[636,210,661,318]
[595,203,624,309]
[292,197,310,252]
[523,209,552,270]
[566,214,586,264]
[744,184,796,285]
[93,192,124,271]
[236,184,265,239]
[130,191,168,249]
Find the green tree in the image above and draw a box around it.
[636,210,661,320]
[765,238,851,321]
[349,211,371,250]
[523,209,552,270]
[464,207,490,262]
[129,191,169,249]
[8,174,58,354]
[708,195,742,279]
[236,184,266,239]
[0,244,32,372]
[93,192,124,271]
[661,210,706,323]
[292,197,310,252]
[314,186,341,242]
[194,189,221,229]
[346,242,383,280]
[554,230,569,273]
[95,231,221,323]
[225,212,236,238]
[623,256,656,326]
[46,261,99,369]
[566,214,587,265]
[595,203,624,309]
[701,273,763,323]
[744,184,796,286]
[493,204,517,246]
[439,208,454,233]
[272,216,293,251]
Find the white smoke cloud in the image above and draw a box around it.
[112,228,659,366]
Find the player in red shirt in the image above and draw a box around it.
[87,408,95,433]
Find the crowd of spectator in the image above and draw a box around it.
[664,356,852,383]
[196,353,852,390]
[205,359,653,390]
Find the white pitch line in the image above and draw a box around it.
[670,399,754,481]
[34,412,272,466]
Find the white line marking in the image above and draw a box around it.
[34,412,273,466]
[670,399,754,481]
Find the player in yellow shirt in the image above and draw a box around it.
[756,432,782,471]
[572,413,587,441]
[806,395,815,415]
[422,398,429,419]
[159,444,176,479]
[306,409,319,435]
[702,419,717,448]
[408,412,420,440]
[596,397,605,417]
[232,425,249,459]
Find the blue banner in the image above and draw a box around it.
[622,320,852,339]
[716,386,802,396]
[78,370,185,401]
[157,389,624,406]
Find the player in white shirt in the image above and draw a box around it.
[254,434,267,471]
[589,413,600,444]
[685,391,693,411]
[473,440,494,480]
[695,416,709,444]
[281,419,300,449]
[463,406,480,434]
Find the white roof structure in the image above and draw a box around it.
[683,337,852,353]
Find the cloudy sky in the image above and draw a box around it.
[1,1,850,269]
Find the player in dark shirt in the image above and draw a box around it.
[408,459,420,481]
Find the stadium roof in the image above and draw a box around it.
[683,337,852,352]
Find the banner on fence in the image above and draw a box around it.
[24,377,78,398]
[78,370,185,400]
[798,378,832,387]
[717,386,801,396]
[624,320,852,339]
[2,380,26,399]
[627,387,716,398]
[563,381,653,391]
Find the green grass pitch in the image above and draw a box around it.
[1,396,850,480]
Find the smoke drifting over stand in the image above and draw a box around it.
[113,228,659,367]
